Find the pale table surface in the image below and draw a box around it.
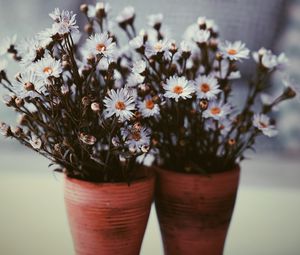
[0,148,300,255]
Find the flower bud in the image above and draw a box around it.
[91,102,100,112]
[199,99,208,110]
[283,86,296,99]
[80,4,88,14]
[24,82,35,91]
[84,23,94,34]
[228,138,236,146]
[17,114,27,125]
[96,3,106,18]
[12,126,23,137]
[15,97,24,107]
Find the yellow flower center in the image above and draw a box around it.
[115,101,126,110]
[154,43,163,52]
[210,107,221,115]
[227,49,237,55]
[131,131,141,141]
[43,66,53,74]
[145,99,155,110]
[173,85,183,95]
[200,83,210,93]
[96,43,106,52]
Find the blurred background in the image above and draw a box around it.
[0,0,300,254]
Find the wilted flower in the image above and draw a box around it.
[122,125,151,153]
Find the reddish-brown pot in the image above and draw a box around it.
[64,168,155,255]
[155,166,240,255]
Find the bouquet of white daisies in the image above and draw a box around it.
[0,3,296,180]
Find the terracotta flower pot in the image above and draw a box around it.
[155,166,240,255]
[64,168,155,255]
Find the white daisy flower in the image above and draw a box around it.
[116,6,135,24]
[86,33,116,60]
[29,136,42,149]
[219,41,250,61]
[126,72,145,88]
[49,8,79,35]
[145,39,170,58]
[17,38,43,67]
[122,125,151,152]
[193,29,211,44]
[0,35,17,56]
[253,114,278,137]
[138,96,160,118]
[148,13,163,28]
[103,88,135,122]
[13,71,45,97]
[34,53,62,82]
[163,76,195,102]
[36,28,55,48]
[0,59,7,71]
[132,60,147,74]
[260,50,277,69]
[194,75,221,100]
[129,35,144,50]
[203,100,231,120]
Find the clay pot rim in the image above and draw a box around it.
[64,166,155,187]
[153,164,240,178]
